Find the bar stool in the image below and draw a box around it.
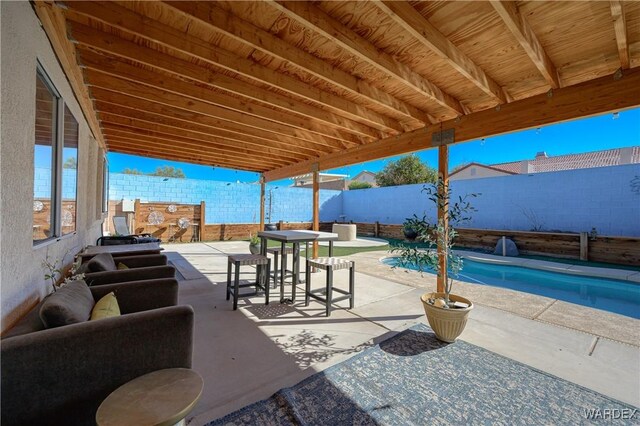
[267,246,294,288]
[304,257,355,316]
[226,254,271,310]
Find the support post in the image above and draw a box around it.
[312,167,320,259]
[580,232,589,261]
[200,201,206,241]
[259,176,265,232]
[133,198,141,234]
[437,145,449,293]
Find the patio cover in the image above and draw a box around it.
[33,1,640,180]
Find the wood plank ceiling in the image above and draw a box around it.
[35,1,640,177]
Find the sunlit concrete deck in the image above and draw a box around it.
[163,242,640,425]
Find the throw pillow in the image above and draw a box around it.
[87,253,117,272]
[117,262,129,270]
[90,292,120,320]
[39,280,94,328]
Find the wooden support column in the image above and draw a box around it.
[312,167,320,258]
[133,198,141,234]
[437,145,449,293]
[199,201,206,241]
[259,176,265,232]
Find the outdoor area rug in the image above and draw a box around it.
[206,324,637,425]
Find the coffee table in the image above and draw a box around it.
[96,368,203,426]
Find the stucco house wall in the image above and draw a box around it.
[350,171,378,186]
[0,2,104,333]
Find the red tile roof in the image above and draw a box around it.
[490,147,639,174]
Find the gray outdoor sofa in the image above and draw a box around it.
[81,253,176,287]
[1,278,194,426]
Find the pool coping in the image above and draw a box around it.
[454,250,640,283]
[353,250,639,346]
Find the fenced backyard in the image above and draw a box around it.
[105,198,640,266]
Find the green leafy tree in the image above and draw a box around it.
[63,157,77,169]
[122,168,143,175]
[348,181,372,190]
[150,166,186,179]
[375,155,437,187]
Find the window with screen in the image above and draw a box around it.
[33,69,59,244]
[33,65,79,245]
[62,105,78,234]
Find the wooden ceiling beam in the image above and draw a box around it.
[490,1,560,89]
[103,131,288,168]
[62,2,402,135]
[610,1,630,70]
[264,68,640,181]
[90,93,329,156]
[94,100,322,158]
[96,105,316,159]
[164,1,433,125]
[107,140,274,172]
[68,26,381,141]
[84,71,347,152]
[79,45,382,143]
[375,1,507,105]
[80,57,364,147]
[32,1,106,149]
[270,1,463,116]
[106,140,267,172]
[99,114,306,163]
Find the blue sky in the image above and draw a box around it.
[107,108,640,185]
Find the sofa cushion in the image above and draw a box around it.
[90,292,120,320]
[39,280,94,328]
[87,253,117,273]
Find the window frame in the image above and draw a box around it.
[61,103,80,235]
[102,156,109,214]
[33,63,78,247]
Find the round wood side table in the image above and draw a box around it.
[96,368,203,426]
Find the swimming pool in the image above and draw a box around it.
[383,257,640,319]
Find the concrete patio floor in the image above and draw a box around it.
[162,242,640,425]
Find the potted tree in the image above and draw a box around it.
[393,179,478,343]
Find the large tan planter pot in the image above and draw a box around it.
[421,292,473,343]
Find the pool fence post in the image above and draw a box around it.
[502,236,506,257]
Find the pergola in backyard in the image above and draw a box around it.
[35,1,640,290]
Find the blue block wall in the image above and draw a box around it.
[107,173,342,224]
[342,164,640,237]
[34,167,77,199]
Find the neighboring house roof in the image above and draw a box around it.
[456,147,639,176]
[352,170,376,179]
[449,162,517,177]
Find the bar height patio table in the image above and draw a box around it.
[258,230,338,303]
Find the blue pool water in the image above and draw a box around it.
[383,257,640,319]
